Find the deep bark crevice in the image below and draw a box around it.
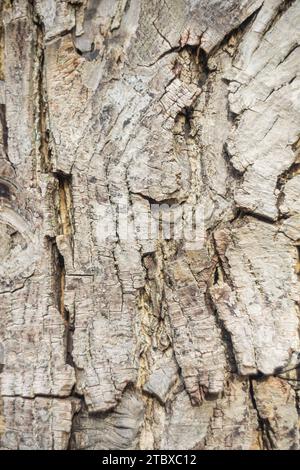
[249,378,276,450]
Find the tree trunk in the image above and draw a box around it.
[0,0,299,450]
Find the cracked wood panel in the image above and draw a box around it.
[0,0,299,450]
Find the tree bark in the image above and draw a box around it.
[0,0,299,450]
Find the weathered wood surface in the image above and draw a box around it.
[0,0,299,449]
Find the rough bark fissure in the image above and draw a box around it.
[0,0,300,450]
[249,378,275,450]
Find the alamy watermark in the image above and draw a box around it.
[94,200,206,251]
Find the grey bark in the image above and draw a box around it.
[0,0,299,450]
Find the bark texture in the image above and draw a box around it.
[0,0,299,450]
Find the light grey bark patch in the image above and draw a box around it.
[165,254,226,403]
[0,342,4,373]
[0,396,80,450]
[211,220,300,376]
[69,389,144,450]
[160,389,215,449]
[143,359,178,404]
[225,0,300,220]
[204,377,259,450]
